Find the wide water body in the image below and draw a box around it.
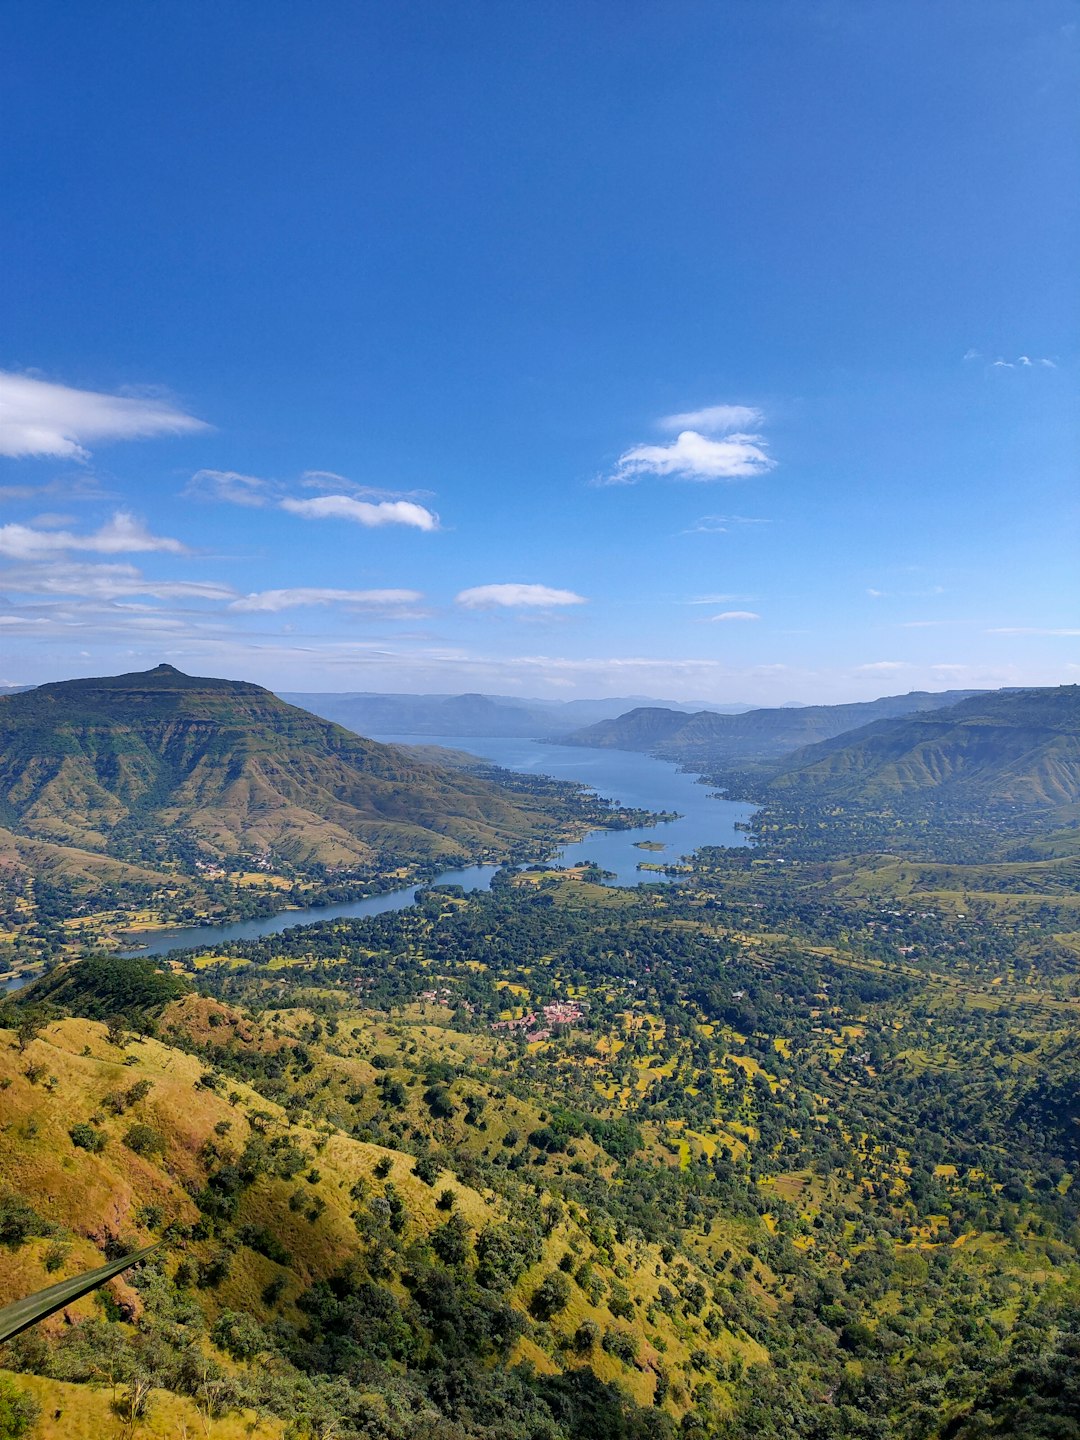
[121,737,755,957]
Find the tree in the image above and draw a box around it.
[531,1270,572,1320]
[0,1376,39,1439]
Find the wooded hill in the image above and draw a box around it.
[562,690,983,766]
[0,665,594,885]
[764,685,1080,814]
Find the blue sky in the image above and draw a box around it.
[1,0,1076,703]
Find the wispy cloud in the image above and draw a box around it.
[0,560,234,602]
[185,469,274,507]
[857,660,909,671]
[229,587,424,613]
[687,593,755,605]
[604,402,775,485]
[281,494,439,530]
[0,474,114,504]
[867,585,945,599]
[708,610,760,622]
[683,514,770,535]
[987,625,1080,636]
[0,511,187,560]
[965,348,1056,369]
[186,468,439,529]
[455,583,586,609]
[659,404,764,432]
[299,470,433,501]
[0,372,209,459]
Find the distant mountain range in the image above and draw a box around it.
[281,690,758,738]
[0,665,593,890]
[562,690,985,766]
[764,686,1080,813]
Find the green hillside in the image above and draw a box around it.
[563,690,983,766]
[0,665,589,870]
[765,685,1080,811]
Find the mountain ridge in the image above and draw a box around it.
[763,685,1080,811]
[561,688,987,765]
[0,665,599,883]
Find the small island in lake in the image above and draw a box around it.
[633,840,666,851]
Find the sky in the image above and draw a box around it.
[1,0,1077,705]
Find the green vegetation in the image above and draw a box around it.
[1,679,1078,1436]
[0,666,656,962]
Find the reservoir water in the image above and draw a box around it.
[99,736,754,958]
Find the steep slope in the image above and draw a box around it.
[765,685,1080,810]
[563,689,985,764]
[0,665,589,872]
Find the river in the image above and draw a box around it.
[10,737,755,967]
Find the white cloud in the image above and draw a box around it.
[455,584,587,609]
[857,661,909,671]
[0,560,234,602]
[708,610,760,622]
[230,587,424,613]
[987,626,1080,636]
[0,372,208,459]
[989,355,1056,370]
[609,429,774,485]
[688,593,755,604]
[0,511,187,559]
[280,494,439,530]
[185,469,274,507]
[659,404,764,433]
[185,470,439,527]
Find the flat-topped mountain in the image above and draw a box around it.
[563,689,984,766]
[765,685,1080,812]
[0,664,587,874]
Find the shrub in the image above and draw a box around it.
[0,1375,40,1439]
[602,1327,638,1365]
[43,1240,70,1273]
[432,1213,471,1267]
[413,1153,441,1186]
[476,1222,543,1291]
[574,1319,601,1353]
[69,1122,107,1153]
[424,1083,455,1119]
[123,1123,166,1157]
[531,1270,572,1320]
[0,1193,54,1248]
[212,1309,268,1360]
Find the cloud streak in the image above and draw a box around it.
[0,372,209,459]
[455,584,586,609]
[185,470,439,530]
[229,587,424,613]
[659,404,764,432]
[280,494,439,530]
[0,511,187,559]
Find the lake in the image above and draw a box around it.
[107,736,755,957]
